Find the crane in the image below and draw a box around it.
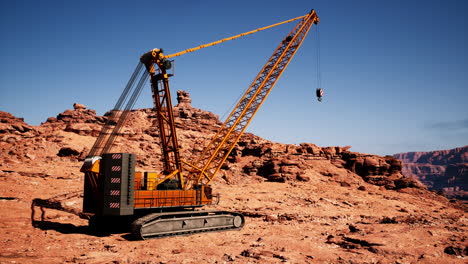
[40,10,319,239]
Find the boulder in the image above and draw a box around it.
[57,147,81,157]
[73,103,87,110]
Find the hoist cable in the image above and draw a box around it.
[316,24,322,89]
[88,62,143,157]
[102,69,149,154]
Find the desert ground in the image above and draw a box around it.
[0,101,466,263]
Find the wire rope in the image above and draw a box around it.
[88,62,143,157]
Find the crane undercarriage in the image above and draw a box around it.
[131,210,244,240]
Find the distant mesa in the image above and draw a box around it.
[394,146,468,200]
[394,146,468,165]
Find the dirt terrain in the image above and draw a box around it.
[0,94,467,263]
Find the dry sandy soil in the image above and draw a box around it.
[1,158,466,264]
[0,103,466,263]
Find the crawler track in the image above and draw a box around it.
[131,210,244,240]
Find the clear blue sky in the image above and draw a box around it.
[1,0,467,156]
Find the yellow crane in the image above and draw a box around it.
[36,9,320,240]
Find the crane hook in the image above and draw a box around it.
[316,88,324,102]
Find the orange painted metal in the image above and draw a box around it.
[134,171,143,190]
[133,187,213,209]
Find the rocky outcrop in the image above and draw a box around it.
[176,90,192,108]
[394,146,468,199]
[339,152,420,189]
[0,92,421,192]
[173,92,222,132]
[0,111,37,143]
[73,103,87,110]
[53,104,106,125]
[226,138,419,189]
[41,103,107,136]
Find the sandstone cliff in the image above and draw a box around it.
[394,146,468,199]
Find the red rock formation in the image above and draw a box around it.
[0,111,37,144]
[0,92,421,191]
[41,103,107,137]
[395,146,468,165]
[394,146,468,199]
[0,111,35,134]
[176,90,192,107]
[1,91,466,263]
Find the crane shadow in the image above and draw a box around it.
[33,220,88,234]
[32,220,108,237]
